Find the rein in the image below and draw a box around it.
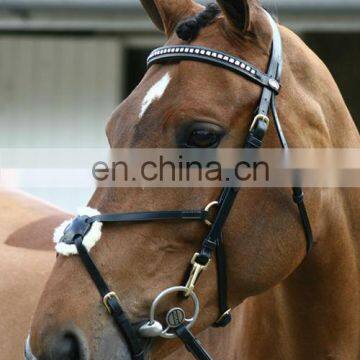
[57,11,313,360]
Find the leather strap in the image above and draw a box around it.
[258,12,282,117]
[199,115,270,264]
[271,96,314,253]
[271,95,288,148]
[74,238,145,360]
[267,13,313,253]
[175,324,213,360]
[199,189,235,263]
[90,210,208,224]
[213,233,231,328]
[292,188,314,252]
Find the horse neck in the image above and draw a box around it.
[239,188,360,358]
[215,24,360,360]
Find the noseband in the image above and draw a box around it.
[57,12,313,360]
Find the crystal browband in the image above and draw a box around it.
[147,45,280,93]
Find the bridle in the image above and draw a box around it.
[56,11,313,360]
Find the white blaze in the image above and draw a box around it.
[139,72,171,118]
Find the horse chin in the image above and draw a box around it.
[93,325,152,360]
[98,339,133,360]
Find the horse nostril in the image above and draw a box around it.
[50,332,82,360]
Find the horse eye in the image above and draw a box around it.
[179,122,225,148]
[187,129,220,148]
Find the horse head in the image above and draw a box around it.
[28,0,323,359]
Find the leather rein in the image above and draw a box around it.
[57,12,313,360]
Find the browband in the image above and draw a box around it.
[147,45,280,93]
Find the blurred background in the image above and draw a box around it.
[0,0,359,211]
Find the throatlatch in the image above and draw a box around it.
[55,10,314,360]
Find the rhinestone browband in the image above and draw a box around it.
[147,45,280,92]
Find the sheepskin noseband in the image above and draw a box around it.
[54,207,102,256]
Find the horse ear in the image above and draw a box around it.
[140,0,164,32]
[215,0,256,33]
[140,0,202,36]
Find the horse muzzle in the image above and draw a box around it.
[25,331,88,360]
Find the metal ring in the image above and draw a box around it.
[148,286,200,339]
[204,201,219,226]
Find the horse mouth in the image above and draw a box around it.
[25,335,37,360]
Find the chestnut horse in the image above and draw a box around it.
[0,190,69,359]
[26,0,359,359]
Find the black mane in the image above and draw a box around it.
[176,3,221,42]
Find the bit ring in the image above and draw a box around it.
[148,286,200,339]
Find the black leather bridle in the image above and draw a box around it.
[57,12,313,360]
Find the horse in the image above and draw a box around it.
[27,0,359,359]
[0,189,70,359]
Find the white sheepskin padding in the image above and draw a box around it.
[54,206,103,256]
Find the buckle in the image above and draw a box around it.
[103,291,120,314]
[184,253,210,297]
[250,114,270,132]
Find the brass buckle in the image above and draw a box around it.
[184,253,210,297]
[204,201,219,226]
[103,291,120,314]
[250,114,270,132]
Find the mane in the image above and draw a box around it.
[176,3,221,42]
